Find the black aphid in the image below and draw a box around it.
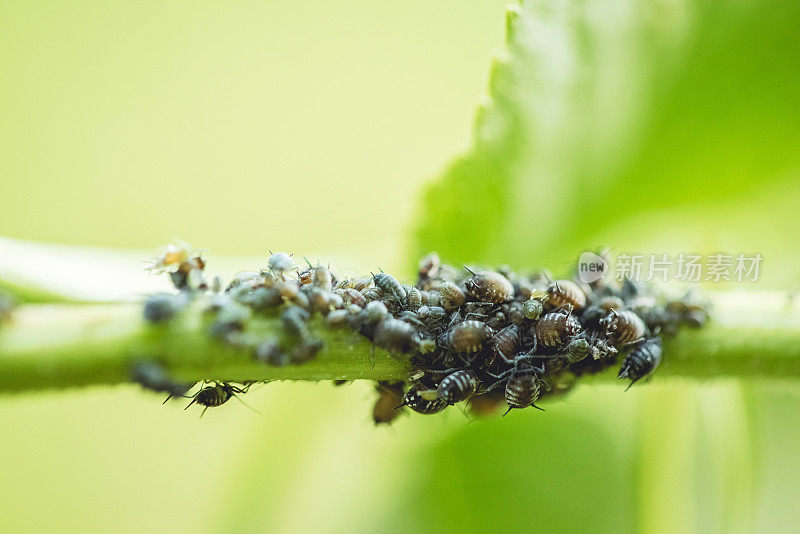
[402,387,447,415]
[184,382,252,416]
[373,381,405,424]
[130,361,194,401]
[143,293,185,323]
[436,370,480,405]
[619,337,663,389]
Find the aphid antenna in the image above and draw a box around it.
[531,403,546,412]
[232,394,263,415]
[551,303,575,316]
[624,379,639,393]
[463,265,476,276]
[470,301,499,309]
[502,406,514,417]
[425,367,467,376]
[463,312,488,321]
[483,378,505,393]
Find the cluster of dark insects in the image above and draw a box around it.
[134,243,709,421]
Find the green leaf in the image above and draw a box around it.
[412,0,800,278]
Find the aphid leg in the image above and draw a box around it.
[497,349,514,364]
[456,353,473,367]
[621,336,647,347]
[233,382,255,394]
[446,312,462,329]
[485,368,514,384]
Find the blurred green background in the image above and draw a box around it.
[1,0,799,532]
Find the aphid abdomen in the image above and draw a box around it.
[602,310,646,345]
[490,324,521,363]
[437,370,479,405]
[194,384,232,408]
[437,282,466,311]
[403,388,447,415]
[521,299,544,320]
[374,319,419,354]
[464,270,515,303]
[405,287,423,311]
[446,320,493,353]
[564,338,590,363]
[596,296,624,312]
[335,288,367,309]
[373,273,407,303]
[534,312,582,349]
[547,280,587,310]
[267,252,294,274]
[505,373,541,410]
[312,264,333,291]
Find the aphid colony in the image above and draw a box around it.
[136,243,709,420]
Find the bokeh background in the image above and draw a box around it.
[1,0,799,532]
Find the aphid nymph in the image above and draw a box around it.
[464,267,515,303]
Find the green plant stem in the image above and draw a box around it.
[0,291,797,393]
